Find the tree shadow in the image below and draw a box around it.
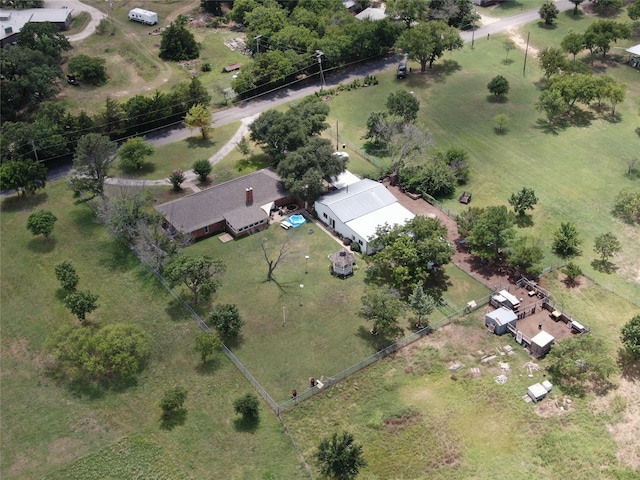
[486,95,508,104]
[435,59,461,77]
[493,126,509,135]
[98,241,139,271]
[514,214,533,228]
[568,108,595,127]
[119,161,157,177]
[27,237,57,253]
[165,298,191,321]
[362,140,388,157]
[562,10,584,20]
[355,325,399,351]
[604,112,622,124]
[233,415,260,433]
[185,137,216,149]
[537,22,558,30]
[617,349,640,381]
[501,58,515,66]
[160,408,188,430]
[591,259,618,273]
[234,154,269,172]
[0,191,48,212]
[534,118,565,135]
[195,357,221,375]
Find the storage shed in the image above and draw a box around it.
[527,382,548,402]
[330,249,355,278]
[492,289,520,310]
[485,307,518,335]
[530,330,555,358]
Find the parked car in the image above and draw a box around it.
[66,74,79,86]
[396,63,407,79]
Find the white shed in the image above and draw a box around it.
[531,330,555,358]
[527,383,548,402]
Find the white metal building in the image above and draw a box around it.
[314,178,414,254]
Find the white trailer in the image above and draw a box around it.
[128,8,158,25]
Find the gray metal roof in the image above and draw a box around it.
[155,169,287,233]
[487,307,517,326]
[316,179,397,223]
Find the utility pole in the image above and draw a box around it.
[255,35,262,55]
[316,50,325,90]
[282,305,286,326]
[523,32,530,76]
[336,121,339,151]
[471,9,476,50]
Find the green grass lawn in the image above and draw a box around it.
[0,182,305,479]
[113,122,241,179]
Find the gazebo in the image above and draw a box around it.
[330,249,355,278]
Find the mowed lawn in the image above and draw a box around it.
[186,220,490,402]
[0,182,305,479]
[324,19,639,307]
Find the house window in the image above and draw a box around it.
[204,225,209,234]
[323,212,327,219]
[358,240,363,245]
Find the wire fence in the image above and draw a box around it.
[277,292,492,413]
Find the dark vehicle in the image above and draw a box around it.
[459,191,472,204]
[396,63,407,79]
[66,74,79,86]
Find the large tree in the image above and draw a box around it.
[359,286,405,336]
[72,133,117,197]
[538,47,568,78]
[48,323,151,383]
[0,159,47,197]
[552,222,582,258]
[629,0,640,20]
[584,20,631,58]
[613,187,640,224]
[0,46,63,119]
[26,210,57,239]
[548,334,617,396]
[98,188,154,243]
[164,255,226,305]
[467,205,515,260]
[159,15,200,61]
[17,21,72,59]
[396,20,463,71]
[369,216,454,292]
[277,137,347,205]
[561,31,585,59]
[315,431,367,480]
[391,0,430,28]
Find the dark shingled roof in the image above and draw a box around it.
[155,169,287,234]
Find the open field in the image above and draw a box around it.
[0,183,305,479]
[2,5,640,479]
[285,316,639,479]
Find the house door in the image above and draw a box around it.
[330,218,335,229]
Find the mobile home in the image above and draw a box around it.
[128,8,158,25]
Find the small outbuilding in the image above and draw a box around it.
[492,289,521,310]
[530,330,555,358]
[485,307,518,335]
[330,249,355,278]
[527,382,549,403]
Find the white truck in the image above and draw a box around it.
[128,8,158,25]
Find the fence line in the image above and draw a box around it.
[277,293,492,413]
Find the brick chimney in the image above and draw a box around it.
[245,187,253,205]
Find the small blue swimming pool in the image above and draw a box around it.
[287,214,307,227]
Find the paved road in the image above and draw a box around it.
[2,0,577,195]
